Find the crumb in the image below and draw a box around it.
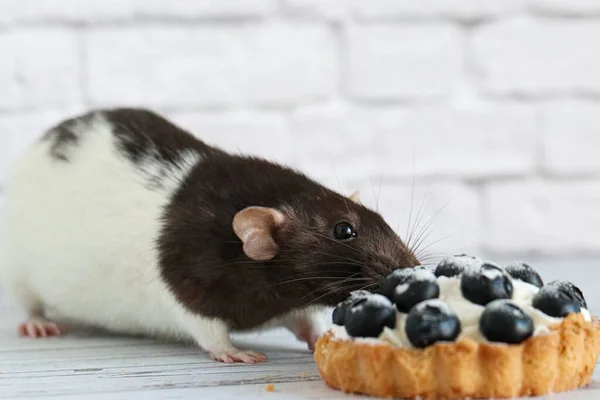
[265,383,276,392]
[300,372,307,379]
[264,375,271,380]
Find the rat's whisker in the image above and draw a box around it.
[354,282,379,292]
[330,154,351,215]
[401,154,417,241]
[406,184,433,249]
[305,230,371,260]
[316,272,364,290]
[415,250,448,260]
[376,174,383,213]
[315,278,369,294]
[410,197,455,255]
[412,229,434,258]
[302,281,369,307]
[301,273,367,300]
[370,178,379,212]
[291,250,366,266]
[415,236,453,259]
[417,254,445,263]
[369,174,383,213]
[273,276,367,287]
[302,272,365,298]
[311,261,367,269]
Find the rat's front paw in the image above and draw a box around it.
[209,348,268,364]
[284,312,325,352]
[299,329,321,352]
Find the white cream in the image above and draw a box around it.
[332,276,591,348]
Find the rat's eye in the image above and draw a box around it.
[334,222,357,241]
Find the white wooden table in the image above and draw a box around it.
[2,258,600,399]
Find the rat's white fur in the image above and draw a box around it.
[0,114,325,362]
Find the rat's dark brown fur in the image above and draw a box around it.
[46,108,420,331]
[159,154,419,330]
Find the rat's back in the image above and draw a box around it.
[0,109,204,338]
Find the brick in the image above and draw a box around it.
[474,18,600,96]
[393,105,538,178]
[345,25,462,100]
[290,104,537,182]
[0,111,68,185]
[527,0,600,16]
[168,112,292,164]
[540,102,600,176]
[0,0,276,24]
[85,24,336,108]
[242,24,337,106]
[282,0,350,20]
[484,180,600,254]
[350,0,521,20]
[282,0,521,20]
[289,105,388,185]
[347,181,482,258]
[0,30,80,110]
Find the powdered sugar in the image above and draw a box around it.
[394,283,409,296]
[413,299,454,316]
[412,268,436,282]
[361,294,392,309]
[480,264,505,280]
[332,270,592,348]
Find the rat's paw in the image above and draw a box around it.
[299,329,321,352]
[18,317,67,338]
[209,349,268,364]
[283,309,326,353]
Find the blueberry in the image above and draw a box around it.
[434,254,479,278]
[381,268,414,300]
[393,269,440,313]
[345,294,397,338]
[332,290,371,325]
[405,299,461,348]
[480,300,534,344]
[548,280,587,309]
[460,263,513,306]
[533,284,582,318]
[505,262,543,288]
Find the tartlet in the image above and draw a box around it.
[314,257,600,399]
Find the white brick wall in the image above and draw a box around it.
[1,0,599,259]
[86,24,336,108]
[345,25,463,100]
[0,30,81,110]
[474,18,600,96]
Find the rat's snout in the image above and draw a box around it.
[365,251,421,290]
[379,252,420,274]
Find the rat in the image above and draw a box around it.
[0,108,419,363]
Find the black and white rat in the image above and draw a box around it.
[0,108,419,363]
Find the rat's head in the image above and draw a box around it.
[232,190,419,307]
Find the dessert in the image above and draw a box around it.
[314,256,600,399]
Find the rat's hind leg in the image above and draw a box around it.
[177,312,267,364]
[12,284,67,338]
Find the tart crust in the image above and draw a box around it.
[314,313,600,399]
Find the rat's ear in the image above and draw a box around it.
[233,206,286,261]
[349,190,361,204]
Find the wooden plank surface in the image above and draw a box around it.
[1,257,600,399]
